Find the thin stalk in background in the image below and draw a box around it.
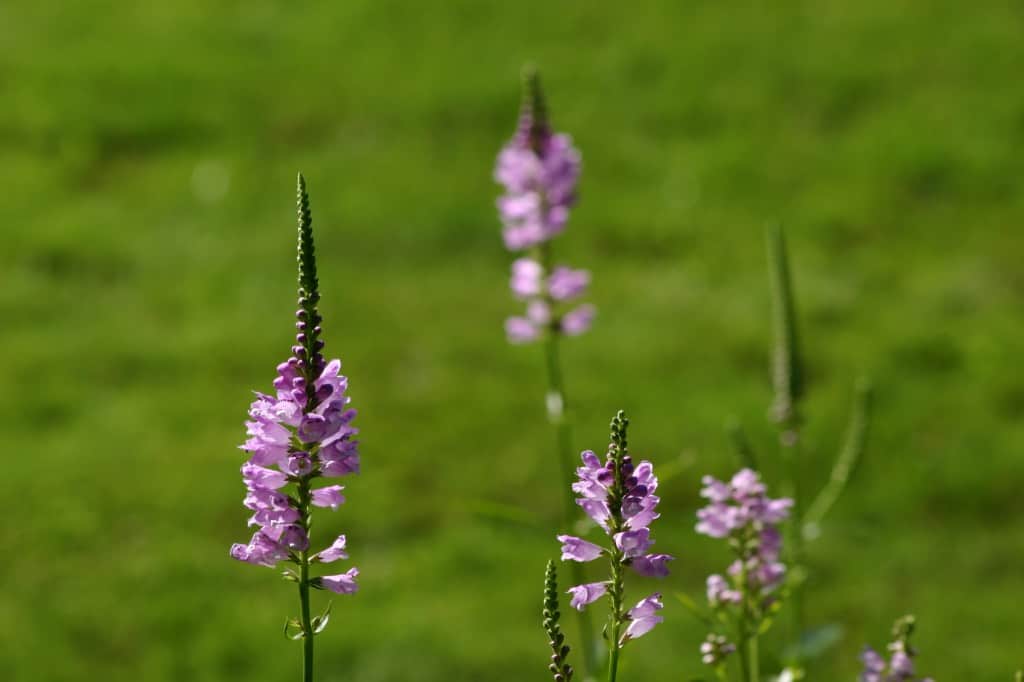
[803,380,873,532]
[497,68,597,676]
[766,224,806,643]
[543,326,598,674]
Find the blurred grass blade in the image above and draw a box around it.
[767,224,804,425]
[803,379,873,535]
[726,417,759,470]
[673,591,715,628]
[781,623,844,661]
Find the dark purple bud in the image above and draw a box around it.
[296,321,307,331]
[316,384,334,401]
[296,333,307,344]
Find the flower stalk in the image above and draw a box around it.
[497,66,597,675]
[557,411,671,681]
[543,561,575,682]
[696,469,793,681]
[230,175,361,682]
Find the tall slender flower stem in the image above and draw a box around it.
[538,233,599,678]
[736,559,752,682]
[542,322,598,676]
[605,549,624,682]
[604,413,629,682]
[297,479,314,682]
[779,419,804,641]
[767,225,806,644]
[748,632,760,682]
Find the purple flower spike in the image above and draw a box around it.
[613,528,653,558]
[561,304,596,336]
[505,316,540,344]
[631,553,674,578]
[319,568,359,595]
[311,485,345,510]
[557,535,604,562]
[548,266,590,301]
[620,593,664,644]
[315,535,349,563]
[696,468,795,667]
[567,582,608,611]
[859,615,934,682]
[510,258,543,298]
[554,411,672,670]
[229,175,361,662]
[496,70,595,345]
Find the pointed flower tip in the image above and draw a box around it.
[517,64,548,142]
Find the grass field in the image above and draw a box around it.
[2,1,1023,680]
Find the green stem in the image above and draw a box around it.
[736,560,751,682]
[748,630,760,682]
[541,295,598,677]
[780,422,805,643]
[607,643,620,682]
[606,549,625,682]
[297,480,314,682]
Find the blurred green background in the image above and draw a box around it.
[3,1,1023,680]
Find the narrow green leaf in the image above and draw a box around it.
[766,224,804,425]
[803,379,873,534]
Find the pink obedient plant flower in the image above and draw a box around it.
[555,411,672,680]
[860,615,935,682]
[496,69,594,344]
[693,468,793,674]
[229,175,359,681]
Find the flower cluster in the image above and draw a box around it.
[556,411,671,647]
[495,84,580,251]
[860,616,934,682]
[505,259,595,343]
[229,174,360,597]
[496,69,594,344]
[700,633,736,666]
[697,468,792,607]
[693,468,792,664]
[230,359,360,593]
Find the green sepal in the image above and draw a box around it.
[311,601,332,635]
[284,617,305,640]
